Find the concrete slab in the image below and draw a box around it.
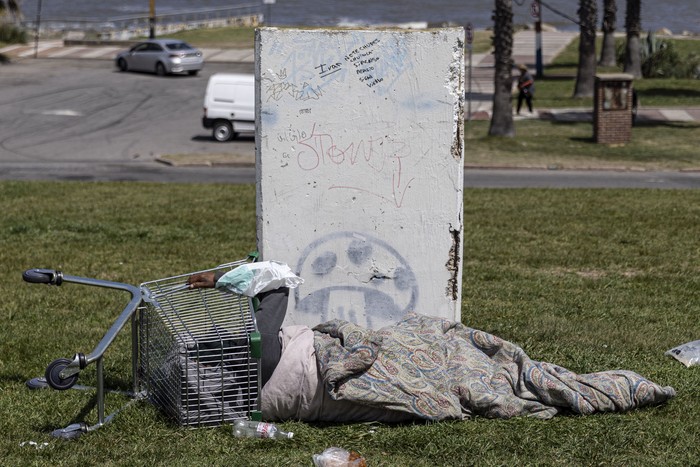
[200,48,223,60]
[17,41,63,58]
[207,49,254,62]
[82,47,120,58]
[47,47,88,58]
[660,109,694,122]
[0,44,24,53]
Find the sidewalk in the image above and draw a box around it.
[2,30,698,123]
[0,39,255,63]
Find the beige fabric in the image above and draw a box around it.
[261,325,414,423]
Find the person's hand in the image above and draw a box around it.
[187,272,217,289]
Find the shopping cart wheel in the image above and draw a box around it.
[45,358,79,390]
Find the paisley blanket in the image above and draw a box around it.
[312,313,675,420]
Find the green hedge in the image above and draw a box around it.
[0,23,26,44]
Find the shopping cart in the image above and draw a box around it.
[23,258,262,440]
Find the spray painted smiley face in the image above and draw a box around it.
[294,231,418,329]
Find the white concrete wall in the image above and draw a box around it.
[255,27,464,330]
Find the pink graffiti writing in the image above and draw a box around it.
[296,123,414,207]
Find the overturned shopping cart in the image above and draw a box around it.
[23,258,262,439]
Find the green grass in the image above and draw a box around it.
[464,119,700,169]
[166,26,494,54]
[540,36,700,108]
[468,30,493,54]
[166,26,257,49]
[1,181,699,466]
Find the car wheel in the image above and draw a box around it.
[213,121,233,142]
[188,70,199,76]
[156,62,167,76]
[117,58,128,72]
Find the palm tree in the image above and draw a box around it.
[572,0,597,98]
[599,0,617,67]
[488,0,515,138]
[0,0,22,25]
[623,0,642,78]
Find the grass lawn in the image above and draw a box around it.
[1,181,698,466]
[167,26,257,49]
[168,26,495,54]
[464,35,700,170]
[540,36,700,108]
[464,119,700,170]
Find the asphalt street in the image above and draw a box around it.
[1,57,698,188]
[0,59,254,162]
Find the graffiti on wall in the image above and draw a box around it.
[293,231,418,329]
[257,28,464,330]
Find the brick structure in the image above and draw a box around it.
[594,74,634,144]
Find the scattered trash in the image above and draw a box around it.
[20,441,49,449]
[666,340,700,367]
[232,420,294,439]
[312,447,367,467]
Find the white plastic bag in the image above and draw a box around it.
[312,447,367,467]
[215,261,303,297]
[666,339,700,367]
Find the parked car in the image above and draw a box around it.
[202,73,255,141]
[115,39,203,76]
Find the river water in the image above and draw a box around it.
[20,0,700,35]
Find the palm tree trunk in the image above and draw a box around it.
[0,0,23,24]
[623,0,642,78]
[488,0,515,138]
[573,0,598,98]
[598,0,617,67]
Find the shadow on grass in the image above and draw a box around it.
[546,114,698,129]
[539,74,577,81]
[633,120,700,129]
[548,60,578,68]
[640,87,700,99]
[570,136,594,144]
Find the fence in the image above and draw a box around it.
[19,4,262,40]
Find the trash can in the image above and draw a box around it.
[593,73,634,144]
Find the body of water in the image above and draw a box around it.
[19,0,700,35]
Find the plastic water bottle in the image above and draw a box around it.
[233,420,294,439]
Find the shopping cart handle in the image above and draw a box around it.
[23,268,63,285]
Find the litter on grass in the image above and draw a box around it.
[666,340,700,367]
[20,441,49,449]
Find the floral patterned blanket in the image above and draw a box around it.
[312,313,676,420]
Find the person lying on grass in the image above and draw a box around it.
[187,272,675,423]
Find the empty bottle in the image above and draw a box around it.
[233,420,294,439]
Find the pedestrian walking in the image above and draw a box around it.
[516,64,535,115]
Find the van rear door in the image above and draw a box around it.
[210,78,254,123]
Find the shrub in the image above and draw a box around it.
[0,23,27,43]
[617,32,700,79]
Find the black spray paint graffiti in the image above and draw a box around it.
[294,231,418,329]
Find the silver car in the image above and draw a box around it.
[115,39,203,76]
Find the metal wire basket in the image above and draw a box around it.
[138,261,261,427]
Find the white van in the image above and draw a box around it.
[202,73,255,142]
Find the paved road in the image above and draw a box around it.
[1,40,698,188]
[0,59,254,162]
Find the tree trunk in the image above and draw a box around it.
[0,0,23,24]
[573,0,598,98]
[598,0,617,67]
[488,0,515,138]
[623,0,642,78]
